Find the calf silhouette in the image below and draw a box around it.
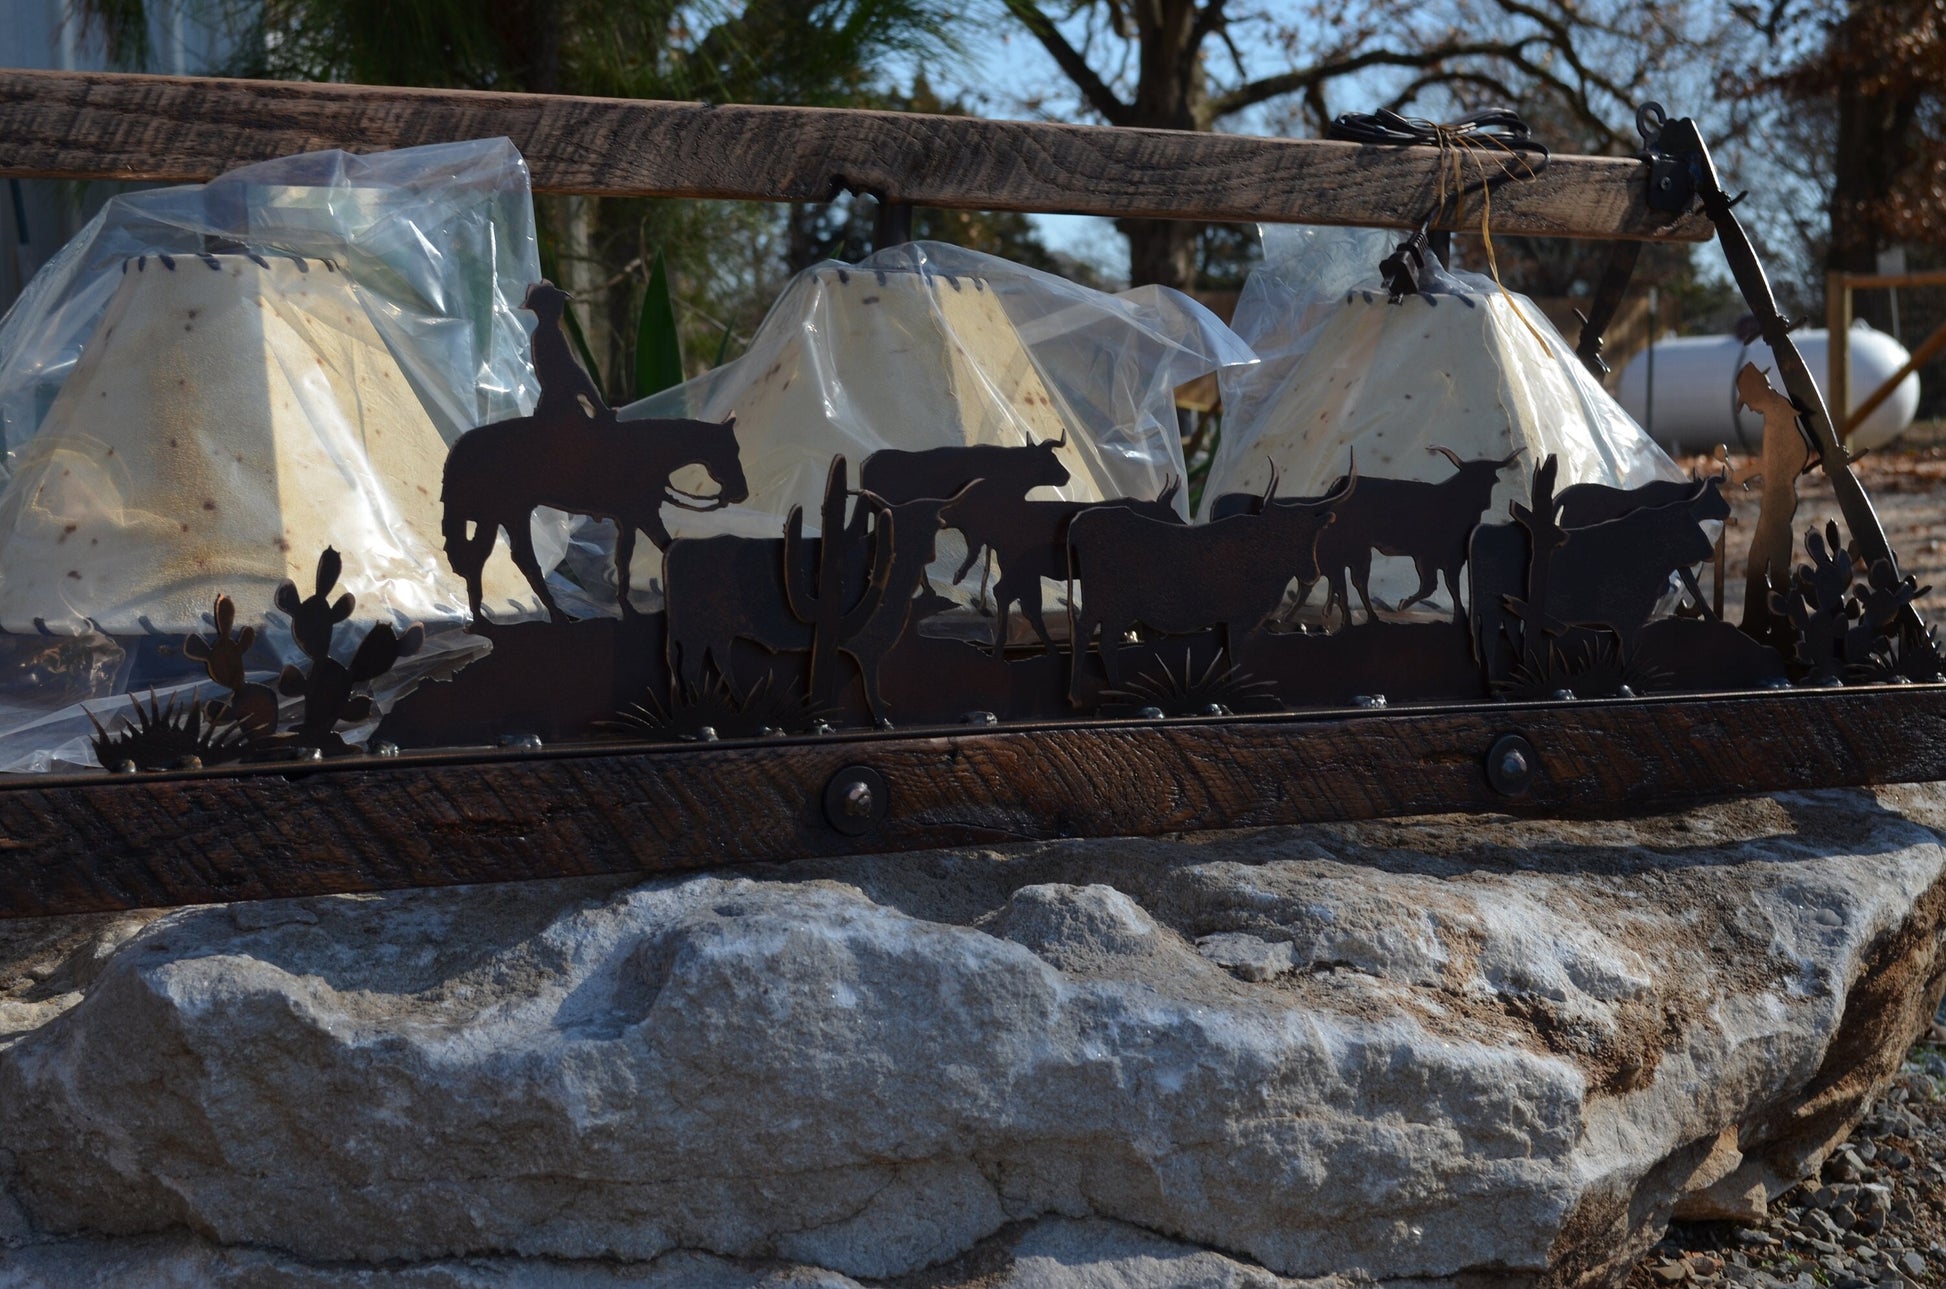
[665,485,972,723]
[1067,470,1354,704]
[951,477,1185,653]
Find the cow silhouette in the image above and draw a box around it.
[1067,469,1355,704]
[440,279,749,622]
[859,435,1070,594]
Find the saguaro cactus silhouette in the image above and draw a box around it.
[783,457,890,709]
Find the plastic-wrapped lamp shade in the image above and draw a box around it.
[0,254,532,634]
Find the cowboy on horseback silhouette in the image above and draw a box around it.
[522,281,609,425]
[439,281,748,623]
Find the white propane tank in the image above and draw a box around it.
[1617,324,1919,453]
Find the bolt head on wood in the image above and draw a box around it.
[823,766,889,836]
[1486,734,1538,796]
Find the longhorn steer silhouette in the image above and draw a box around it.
[1067,469,1354,704]
[859,437,1069,591]
[1541,477,1731,638]
[1212,447,1519,625]
[1311,447,1521,624]
[1555,475,1720,529]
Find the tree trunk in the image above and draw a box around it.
[1119,217,1200,291]
[1117,0,1206,290]
[1823,0,1926,331]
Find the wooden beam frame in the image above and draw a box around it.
[11,69,1929,924]
[2,684,1942,919]
[0,69,1713,240]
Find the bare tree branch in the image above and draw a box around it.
[1000,0,1134,125]
[1208,39,1546,119]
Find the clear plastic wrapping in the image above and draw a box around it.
[1203,225,1687,619]
[0,139,548,769]
[614,240,1253,616]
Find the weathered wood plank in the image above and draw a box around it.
[0,69,1714,241]
[0,685,1939,919]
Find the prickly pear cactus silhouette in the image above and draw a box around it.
[183,594,279,739]
[782,457,890,709]
[275,548,425,753]
[1820,539,1946,683]
[1773,521,1860,683]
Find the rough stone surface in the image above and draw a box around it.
[1,785,1944,1287]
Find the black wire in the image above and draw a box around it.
[1329,107,1542,153]
[1327,107,1551,226]
[1326,107,1552,300]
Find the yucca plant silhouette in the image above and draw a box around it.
[1103,649,1279,716]
[87,690,249,771]
[606,672,835,741]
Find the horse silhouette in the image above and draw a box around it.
[440,279,749,621]
[442,413,746,621]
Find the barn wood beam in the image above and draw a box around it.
[0,69,1713,240]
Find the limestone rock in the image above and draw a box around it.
[1,785,1943,1287]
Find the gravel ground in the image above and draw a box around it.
[1624,441,1946,1288]
[1626,1002,1946,1289]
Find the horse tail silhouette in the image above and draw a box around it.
[441,437,487,617]
[440,426,530,620]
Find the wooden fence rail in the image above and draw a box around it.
[0,69,1713,241]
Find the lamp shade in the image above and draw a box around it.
[641,260,1084,532]
[0,254,533,634]
[1206,286,1685,616]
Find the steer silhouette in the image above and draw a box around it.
[1066,466,1355,705]
[1542,477,1731,638]
[1212,446,1519,627]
